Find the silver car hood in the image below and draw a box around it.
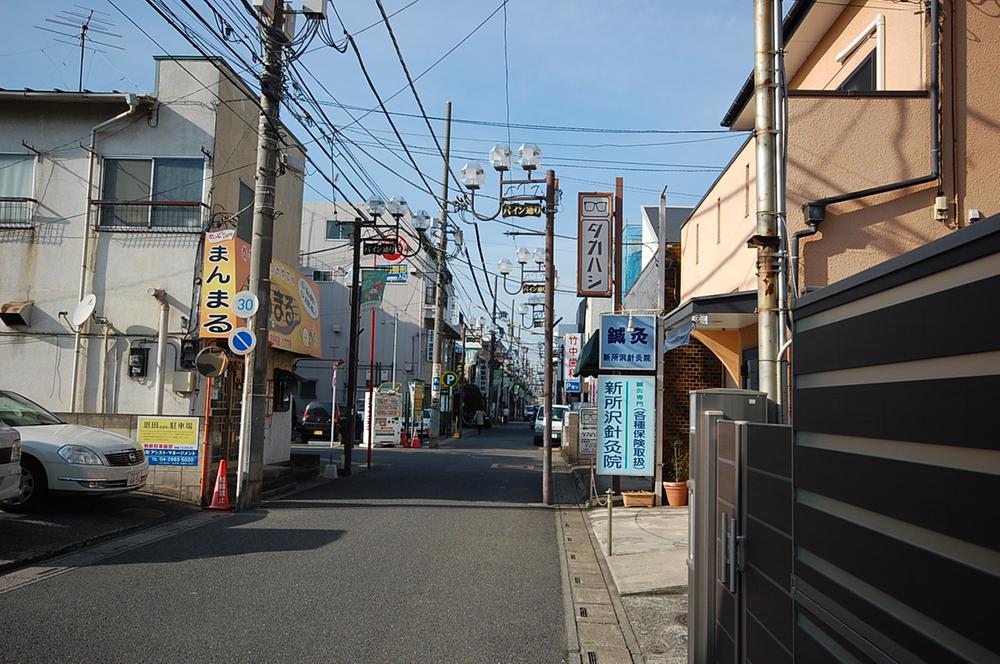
[16,423,139,452]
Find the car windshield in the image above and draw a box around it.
[0,391,64,427]
[553,406,569,418]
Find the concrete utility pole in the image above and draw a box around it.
[542,170,556,506]
[752,0,780,405]
[486,275,498,418]
[654,186,668,505]
[611,176,624,495]
[236,3,285,510]
[342,219,363,476]
[429,101,452,448]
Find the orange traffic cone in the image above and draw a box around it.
[207,458,232,510]
[400,429,410,448]
[411,428,421,449]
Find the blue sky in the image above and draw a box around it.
[3,0,756,334]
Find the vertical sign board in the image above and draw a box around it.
[596,376,655,476]
[577,192,614,297]
[599,314,656,371]
[137,416,200,466]
[564,333,582,392]
[578,406,598,456]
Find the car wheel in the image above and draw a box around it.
[1,456,47,513]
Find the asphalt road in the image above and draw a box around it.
[0,424,568,663]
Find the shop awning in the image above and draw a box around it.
[663,291,757,336]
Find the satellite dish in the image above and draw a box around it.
[71,294,97,327]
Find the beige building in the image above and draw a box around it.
[668,0,1000,386]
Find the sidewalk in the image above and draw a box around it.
[569,460,690,663]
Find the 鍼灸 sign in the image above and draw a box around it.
[599,314,655,371]
[596,376,654,476]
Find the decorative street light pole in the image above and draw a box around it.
[462,144,558,505]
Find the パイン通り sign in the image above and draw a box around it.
[596,376,654,476]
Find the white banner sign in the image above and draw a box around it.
[577,192,614,297]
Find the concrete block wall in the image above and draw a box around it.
[56,412,206,503]
[660,339,724,479]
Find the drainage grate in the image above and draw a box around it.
[587,651,599,664]
[566,537,573,542]
[574,576,582,585]
[570,553,576,560]
[675,612,688,627]
[579,607,588,617]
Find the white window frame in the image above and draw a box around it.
[835,15,885,91]
[97,155,207,231]
[0,153,38,228]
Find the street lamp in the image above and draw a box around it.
[517,144,542,172]
[461,162,485,190]
[498,258,513,275]
[490,145,513,172]
[411,210,431,231]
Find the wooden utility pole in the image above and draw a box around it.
[429,101,452,448]
[236,3,285,510]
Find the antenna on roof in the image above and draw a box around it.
[34,7,123,92]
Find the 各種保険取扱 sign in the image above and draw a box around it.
[599,314,655,371]
[137,416,200,466]
[596,376,654,476]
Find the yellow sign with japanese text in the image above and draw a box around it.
[198,230,250,338]
[268,258,322,357]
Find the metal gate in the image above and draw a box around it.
[714,420,794,664]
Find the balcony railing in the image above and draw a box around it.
[94,200,205,232]
[0,197,37,228]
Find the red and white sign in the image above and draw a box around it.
[564,333,582,381]
[382,237,408,263]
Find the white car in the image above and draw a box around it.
[0,423,21,502]
[533,405,570,446]
[0,391,149,513]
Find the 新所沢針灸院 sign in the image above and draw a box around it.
[136,416,200,466]
[599,314,655,371]
[596,376,655,476]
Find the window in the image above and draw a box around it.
[237,180,254,243]
[744,164,750,218]
[0,154,35,226]
[99,157,203,229]
[300,380,317,400]
[838,51,876,93]
[716,197,721,244]
[312,270,333,282]
[326,219,352,240]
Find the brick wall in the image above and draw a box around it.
[661,243,724,480]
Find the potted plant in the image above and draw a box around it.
[663,440,689,507]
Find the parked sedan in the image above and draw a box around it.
[0,391,148,513]
[0,423,21,502]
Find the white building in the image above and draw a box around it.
[0,56,310,502]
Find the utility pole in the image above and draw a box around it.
[654,186,668,505]
[236,3,285,510]
[429,101,452,448]
[752,0,780,406]
[542,170,556,506]
[486,275,498,420]
[342,219,362,476]
[611,176,624,495]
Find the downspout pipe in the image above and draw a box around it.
[70,93,141,413]
[793,0,941,298]
[151,288,169,415]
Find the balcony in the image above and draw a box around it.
[0,197,37,228]
[94,200,205,232]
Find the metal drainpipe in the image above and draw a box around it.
[151,289,169,415]
[70,93,140,413]
[794,0,941,298]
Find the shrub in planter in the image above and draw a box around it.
[662,440,689,507]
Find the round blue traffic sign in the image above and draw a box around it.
[228,327,257,356]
